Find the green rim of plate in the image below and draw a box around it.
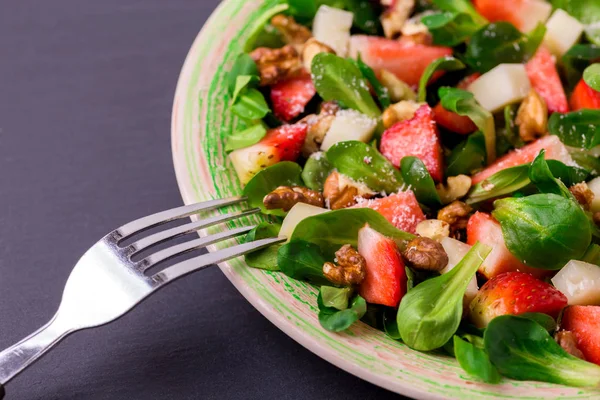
[170,1,600,398]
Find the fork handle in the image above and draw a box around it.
[0,315,69,386]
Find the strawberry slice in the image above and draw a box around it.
[469,271,568,328]
[380,105,444,181]
[229,123,307,185]
[471,135,574,184]
[357,225,407,307]
[353,191,426,234]
[525,47,569,114]
[561,306,600,365]
[466,212,551,279]
[432,103,477,134]
[270,74,316,122]
[349,35,452,87]
[473,0,552,32]
[570,79,600,111]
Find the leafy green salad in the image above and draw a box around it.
[222,0,600,388]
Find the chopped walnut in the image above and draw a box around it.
[271,15,312,52]
[438,201,472,233]
[415,219,450,242]
[379,70,417,103]
[401,32,433,46]
[382,100,423,129]
[381,0,415,39]
[515,89,548,142]
[323,244,366,285]
[401,11,433,36]
[402,237,449,272]
[436,175,472,204]
[300,101,340,156]
[323,171,374,210]
[249,45,303,86]
[263,186,324,212]
[570,182,595,210]
[302,38,335,73]
[555,331,585,360]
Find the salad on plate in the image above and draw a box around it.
[222,0,600,388]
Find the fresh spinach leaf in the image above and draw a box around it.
[552,0,600,45]
[397,242,492,351]
[302,152,332,191]
[311,53,381,118]
[225,124,267,152]
[465,22,546,73]
[467,165,531,204]
[232,88,271,120]
[343,0,381,35]
[548,110,600,150]
[529,150,573,199]
[562,45,600,88]
[227,54,259,95]
[418,57,466,102]
[287,0,318,19]
[320,286,353,310]
[352,55,391,109]
[583,63,600,92]
[232,75,259,103]
[327,141,405,193]
[439,87,496,163]
[277,240,330,285]
[582,243,600,266]
[570,150,600,177]
[519,312,557,333]
[453,335,502,384]
[493,193,592,270]
[243,162,304,216]
[547,160,589,186]
[400,156,442,206]
[290,208,414,258]
[446,131,487,176]
[431,0,487,26]
[244,222,282,271]
[318,293,367,332]
[383,308,402,340]
[485,315,600,387]
[422,12,483,47]
[244,3,289,52]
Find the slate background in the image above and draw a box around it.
[0,1,406,399]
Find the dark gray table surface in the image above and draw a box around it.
[0,1,405,399]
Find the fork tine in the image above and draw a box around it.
[151,236,287,284]
[116,196,247,239]
[128,208,261,256]
[137,225,256,272]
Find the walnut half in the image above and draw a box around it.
[249,45,303,86]
[516,89,548,143]
[570,182,594,210]
[270,14,312,52]
[263,186,324,212]
[401,237,449,272]
[323,245,366,285]
[437,201,472,237]
[323,171,374,210]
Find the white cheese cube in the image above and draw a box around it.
[313,6,354,57]
[544,9,585,57]
[519,0,552,32]
[320,109,377,151]
[280,203,328,239]
[552,260,600,305]
[468,64,531,113]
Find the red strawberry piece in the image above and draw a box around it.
[270,74,316,122]
[353,191,426,234]
[469,271,568,328]
[471,135,574,184]
[561,306,600,365]
[570,79,600,111]
[357,224,407,307]
[433,103,477,134]
[380,105,444,181]
[466,212,551,280]
[261,123,307,161]
[525,47,569,113]
[473,0,551,32]
[349,35,452,87]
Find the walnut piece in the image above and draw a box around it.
[300,101,340,156]
[271,15,312,52]
[381,0,415,39]
[401,11,433,36]
[570,182,594,210]
[402,237,449,272]
[250,45,303,86]
[379,70,417,103]
[263,186,324,212]
[323,244,366,285]
[302,38,335,73]
[415,219,450,242]
[323,171,374,210]
[382,100,422,129]
[437,201,472,232]
[516,89,548,142]
[555,331,585,360]
[436,175,472,204]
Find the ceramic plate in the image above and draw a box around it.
[171,1,598,398]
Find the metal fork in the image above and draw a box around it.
[0,197,284,396]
